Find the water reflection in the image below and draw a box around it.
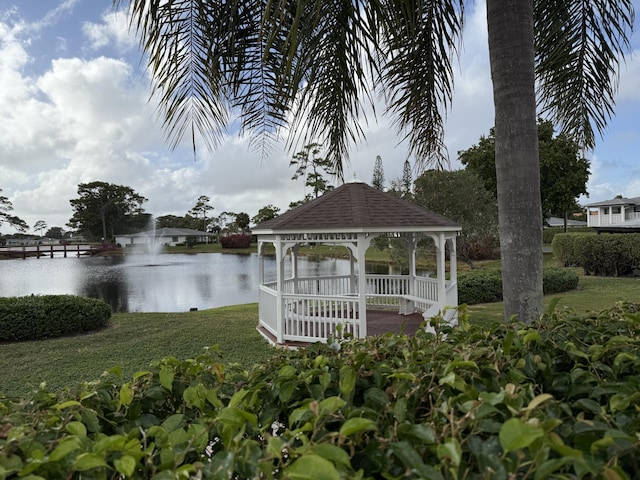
[0,253,423,313]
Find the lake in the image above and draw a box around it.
[0,253,399,313]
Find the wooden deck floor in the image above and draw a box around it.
[258,309,426,348]
[365,309,425,336]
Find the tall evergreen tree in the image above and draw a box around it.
[401,160,412,196]
[188,195,214,232]
[119,0,634,322]
[290,143,335,200]
[371,155,385,190]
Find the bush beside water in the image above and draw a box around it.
[458,267,579,305]
[1,302,639,478]
[0,295,111,342]
[220,233,252,248]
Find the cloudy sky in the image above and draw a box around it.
[1,0,639,234]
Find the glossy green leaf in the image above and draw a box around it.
[55,400,81,410]
[73,453,109,471]
[119,383,133,406]
[286,454,340,480]
[114,455,137,478]
[397,423,436,444]
[49,438,81,462]
[437,439,462,467]
[319,396,346,414]
[183,385,205,409]
[523,393,554,412]
[523,330,541,343]
[65,421,87,437]
[279,364,296,378]
[159,366,174,391]
[308,444,351,467]
[161,414,185,432]
[187,424,209,452]
[339,366,356,397]
[339,417,376,436]
[499,418,544,452]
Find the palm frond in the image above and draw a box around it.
[226,0,297,156]
[535,0,634,149]
[377,0,464,170]
[284,0,380,178]
[122,0,235,153]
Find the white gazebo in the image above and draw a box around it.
[252,181,462,347]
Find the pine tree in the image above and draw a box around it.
[371,155,385,190]
[402,160,412,195]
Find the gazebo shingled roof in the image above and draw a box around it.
[253,181,461,232]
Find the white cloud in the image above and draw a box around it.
[617,49,640,102]
[82,9,137,52]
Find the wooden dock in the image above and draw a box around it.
[0,243,118,259]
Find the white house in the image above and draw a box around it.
[584,196,640,228]
[115,227,213,248]
[4,236,41,246]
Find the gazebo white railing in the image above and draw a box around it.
[258,273,458,344]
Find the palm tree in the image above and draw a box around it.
[116,0,634,323]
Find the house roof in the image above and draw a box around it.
[545,217,588,227]
[253,181,461,234]
[584,196,640,208]
[116,227,211,238]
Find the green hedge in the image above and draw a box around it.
[542,226,593,244]
[220,234,252,248]
[552,232,640,276]
[0,295,111,342]
[458,268,579,305]
[1,303,640,478]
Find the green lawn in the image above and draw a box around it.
[467,275,640,323]
[0,304,273,398]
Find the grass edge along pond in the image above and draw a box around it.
[0,303,273,398]
[2,271,640,398]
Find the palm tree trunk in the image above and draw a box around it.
[487,0,543,323]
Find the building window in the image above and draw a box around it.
[172,237,179,242]
[603,207,609,214]
[612,207,621,214]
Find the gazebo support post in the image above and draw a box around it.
[257,241,265,286]
[348,249,356,295]
[291,244,299,294]
[407,235,417,298]
[436,232,447,315]
[447,236,459,322]
[356,233,371,338]
[275,235,285,344]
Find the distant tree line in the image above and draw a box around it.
[2,125,589,248]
